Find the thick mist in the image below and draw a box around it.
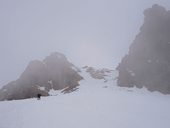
[0,0,170,87]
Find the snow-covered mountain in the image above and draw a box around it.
[1,4,170,128]
[0,65,170,128]
[0,52,117,101]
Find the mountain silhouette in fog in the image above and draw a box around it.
[117,4,170,94]
[1,4,170,101]
[0,52,83,100]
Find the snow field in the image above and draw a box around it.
[0,69,170,128]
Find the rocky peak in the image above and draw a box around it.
[0,52,83,101]
[117,4,170,94]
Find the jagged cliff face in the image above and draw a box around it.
[117,4,170,94]
[0,52,83,100]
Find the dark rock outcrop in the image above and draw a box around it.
[0,52,83,101]
[117,4,170,94]
[83,66,114,82]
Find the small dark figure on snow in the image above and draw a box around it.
[37,93,41,100]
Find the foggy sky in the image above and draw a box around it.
[0,0,170,87]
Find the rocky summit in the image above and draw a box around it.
[117,4,170,94]
[0,52,83,101]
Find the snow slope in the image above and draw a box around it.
[0,68,170,128]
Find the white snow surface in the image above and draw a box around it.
[0,69,170,128]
